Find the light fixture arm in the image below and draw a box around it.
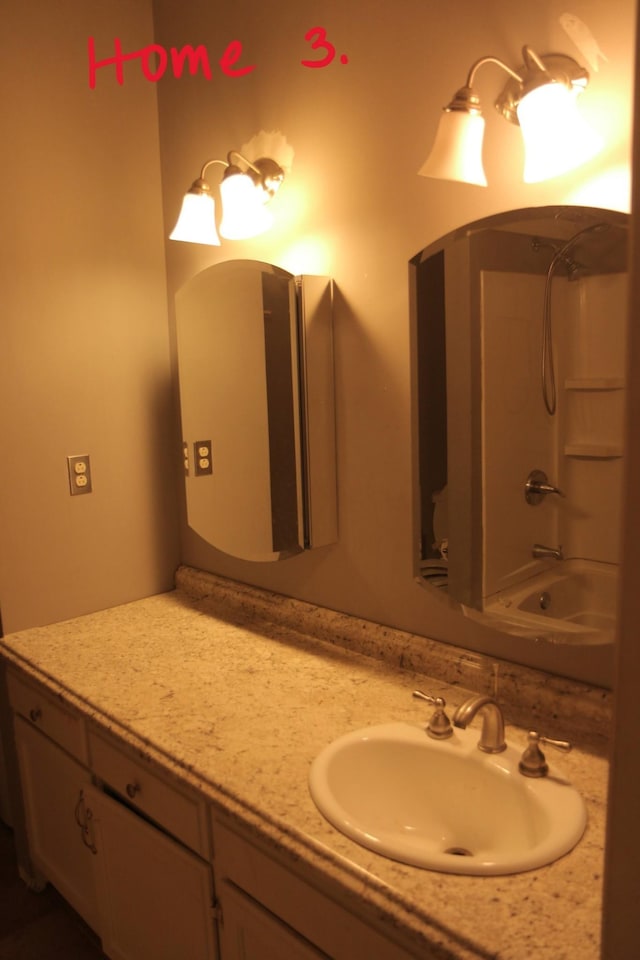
[521,45,549,74]
[226,150,260,176]
[183,159,229,198]
[225,151,285,199]
[199,158,230,179]
[444,55,524,116]
[465,55,523,89]
[451,46,553,114]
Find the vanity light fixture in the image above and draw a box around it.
[170,151,285,245]
[418,45,602,186]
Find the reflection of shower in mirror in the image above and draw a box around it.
[410,206,628,687]
[481,559,617,645]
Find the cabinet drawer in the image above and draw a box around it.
[89,729,209,858]
[6,670,87,763]
[219,879,329,959]
[214,819,417,960]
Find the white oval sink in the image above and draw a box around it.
[309,723,587,876]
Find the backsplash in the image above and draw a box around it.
[175,565,612,750]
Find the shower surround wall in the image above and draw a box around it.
[559,274,627,564]
[481,268,627,603]
[481,270,560,599]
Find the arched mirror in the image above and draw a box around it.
[176,260,337,561]
[410,206,628,682]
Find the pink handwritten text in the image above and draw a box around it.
[88,27,348,88]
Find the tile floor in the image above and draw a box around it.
[0,821,106,959]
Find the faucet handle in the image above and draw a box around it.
[518,730,572,778]
[412,690,453,739]
[525,469,565,504]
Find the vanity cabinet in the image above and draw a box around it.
[6,668,218,960]
[8,671,100,930]
[83,781,217,960]
[13,715,99,927]
[5,664,419,960]
[214,817,417,960]
[0,715,12,825]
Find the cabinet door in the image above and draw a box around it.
[13,715,100,930]
[219,880,329,960]
[83,783,217,960]
[0,720,12,825]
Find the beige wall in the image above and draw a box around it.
[154,0,635,683]
[0,1,179,633]
[0,0,634,682]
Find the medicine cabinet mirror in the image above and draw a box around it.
[176,260,337,562]
[410,205,628,687]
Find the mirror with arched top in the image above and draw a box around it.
[176,260,337,561]
[410,206,628,687]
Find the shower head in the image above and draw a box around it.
[549,221,609,278]
[563,257,589,280]
[531,236,562,257]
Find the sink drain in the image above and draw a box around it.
[539,591,552,611]
[444,846,474,857]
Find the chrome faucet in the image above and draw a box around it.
[452,696,506,753]
[532,543,564,561]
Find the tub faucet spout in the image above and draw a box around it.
[452,696,506,753]
[532,543,564,561]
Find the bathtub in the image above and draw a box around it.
[482,559,617,645]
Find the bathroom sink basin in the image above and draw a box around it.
[309,723,587,876]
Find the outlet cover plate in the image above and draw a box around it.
[67,455,92,495]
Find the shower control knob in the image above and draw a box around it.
[525,469,565,505]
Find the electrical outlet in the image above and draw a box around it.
[67,454,93,495]
[182,441,190,476]
[194,441,213,476]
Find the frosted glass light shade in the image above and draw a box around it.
[219,173,273,240]
[517,83,602,183]
[170,192,220,246]
[418,110,487,187]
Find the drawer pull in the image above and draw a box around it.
[126,781,141,799]
[29,707,42,723]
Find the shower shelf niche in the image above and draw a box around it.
[563,379,625,459]
[564,378,625,391]
[563,443,623,459]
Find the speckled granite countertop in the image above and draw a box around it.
[0,566,611,960]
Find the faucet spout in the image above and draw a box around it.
[452,696,507,753]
